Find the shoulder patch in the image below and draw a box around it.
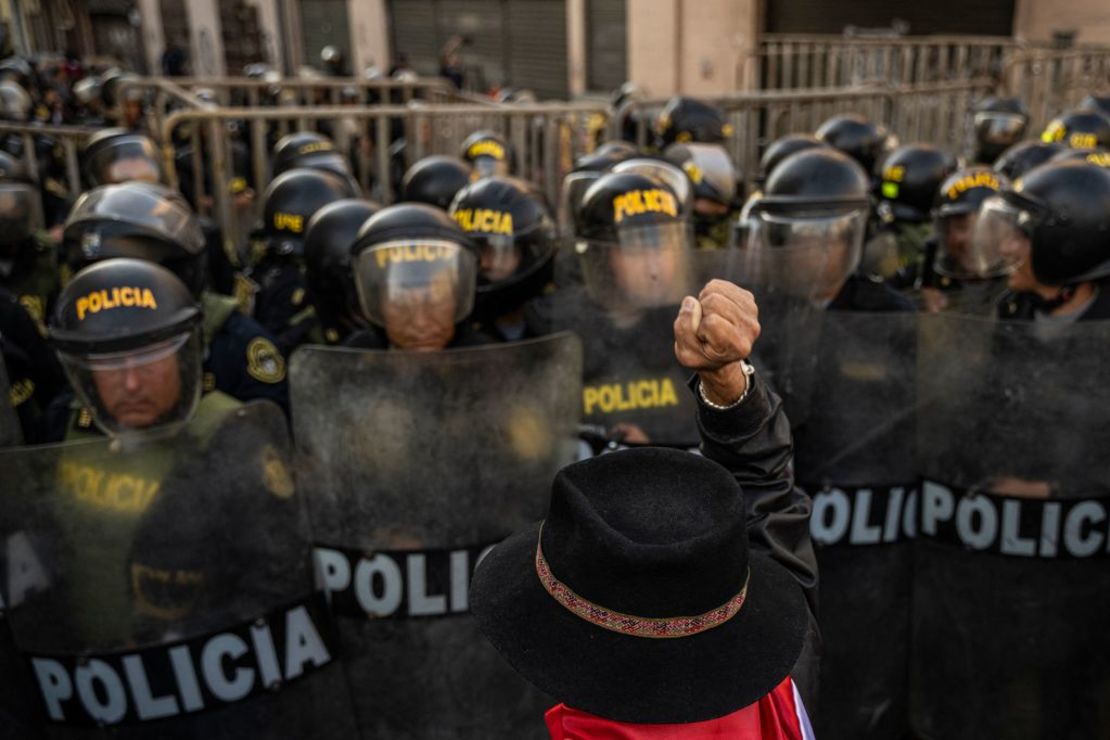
[76,407,94,430]
[246,337,286,384]
[261,445,296,499]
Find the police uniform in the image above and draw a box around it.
[1,287,66,443]
[0,231,59,331]
[201,291,289,414]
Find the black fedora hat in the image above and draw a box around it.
[471,447,808,724]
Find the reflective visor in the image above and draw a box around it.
[965,196,1030,279]
[578,221,695,310]
[975,112,1027,145]
[353,239,477,328]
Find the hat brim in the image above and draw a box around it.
[470,523,808,724]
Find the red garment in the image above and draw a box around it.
[544,677,809,740]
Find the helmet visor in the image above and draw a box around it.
[966,195,1029,278]
[354,239,478,332]
[473,156,509,179]
[742,208,866,302]
[612,160,694,218]
[559,171,601,238]
[579,221,695,310]
[975,112,1027,146]
[0,182,42,247]
[57,329,203,436]
[88,140,164,186]
[66,185,205,254]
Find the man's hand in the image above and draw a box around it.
[674,279,760,406]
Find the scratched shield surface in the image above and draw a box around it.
[0,402,357,739]
[290,334,582,739]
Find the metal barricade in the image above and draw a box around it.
[0,121,97,198]
[751,35,1014,90]
[1002,48,1110,133]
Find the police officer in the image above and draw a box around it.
[299,198,381,346]
[664,142,739,248]
[654,96,732,149]
[560,140,641,238]
[270,131,358,188]
[1080,94,1110,120]
[448,176,558,341]
[400,155,473,211]
[744,147,914,312]
[993,139,1065,181]
[345,203,488,350]
[81,128,164,187]
[815,113,897,176]
[971,96,1029,164]
[251,167,359,351]
[758,134,829,187]
[1041,109,1110,151]
[1,286,65,442]
[460,130,512,179]
[867,143,958,284]
[0,160,54,329]
[60,182,290,418]
[918,166,1011,314]
[985,160,1110,321]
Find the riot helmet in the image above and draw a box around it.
[62,182,208,295]
[759,134,828,184]
[0,57,33,89]
[560,141,640,236]
[100,69,138,109]
[73,76,103,107]
[654,97,732,149]
[741,148,871,303]
[461,130,512,179]
[993,140,1065,181]
[271,131,356,182]
[972,97,1029,164]
[576,171,693,310]
[350,204,479,350]
[260,167,359,258]
[1041,109,1110,150]
[0,177,42,258]
[0,81,31,121]
[304,198,381,342]
[876,144,959,223]
[82,128,164,187]
[49,258,203,435]
[816,114,896,175]
[449,176,558,315]
[664,142,739,242]
[932,166,1011,279]
[1079,94,1110,120]
[401,155,474,210]
[974,160,1110,288]
[0,149,30,181]
[610,157,694,220]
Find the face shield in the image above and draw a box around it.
[0,181,43,250]
[67,186,204,254]
[611,160,694,219]
[89,140,164,186]
[579,221,694,311]
[964,196,1030,279]
[975,112,1027,149]
[354,239,478,348]
[741,206,867,304]
[559,171,601,238]
[472,155,509,180]
[57,329,203,436]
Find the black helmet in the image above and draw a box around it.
[932,166,1011,279]
[63,183,208,295]
[974,161,1110,286]
[271,131,355,181]
[577,171,693,308]
[82,128,164,187]
[610,81,645,111]
[759,134,828,183]
[449,176,558,315]
[350,204,479,332]
[49,258,203,435]
[303,198,381,342]
[655,97,732,149]
[1079,95,1110,120]
[972,97,1029,164]
[876,144,958,223]
[1041,109,1110,150]
[742,148,871,302]
[0,149,29,181]
[663,143,738,208]
[401,155,474,210]
[560,141,642,236]
[260,167,359,258]
[610,156,695,220]
[815,114,896,175]
[573,140,640,173]
[0,177,42,252]
[460,130,512,179]
[993,140,1064,180]
[0,57,33,89]
[100,69,138,109]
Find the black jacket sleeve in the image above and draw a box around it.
[690,371,818,615]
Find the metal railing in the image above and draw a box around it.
[1002,48,1110,132]
[0,121,98,196]
[750,35,1014,90]
[625,79,995,187]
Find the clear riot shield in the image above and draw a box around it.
[555,241,698,448]
[698,245,825,426]
[290,334,582,739]
[0,402,357,739]
[0,360,19,447]
[912,314,1110,740]
[790,312,918,740]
